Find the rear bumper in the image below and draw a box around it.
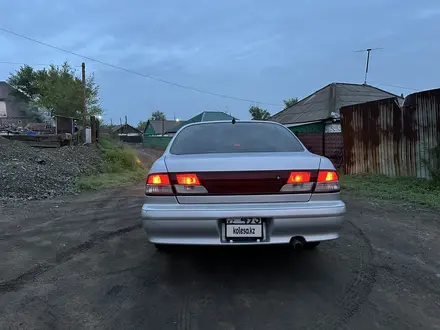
[141,200,346,245]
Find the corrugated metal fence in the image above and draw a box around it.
[341,88,440,178]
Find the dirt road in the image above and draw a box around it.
[1,181,440,329]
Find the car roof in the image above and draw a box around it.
[177,120,286,131]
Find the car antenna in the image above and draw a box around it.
[231,118,236,124]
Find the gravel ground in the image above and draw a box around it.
[0,137,103,203]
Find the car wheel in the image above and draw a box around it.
[304,242,320,249]
[154,243,171,252]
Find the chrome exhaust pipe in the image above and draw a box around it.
[290,237,304,250]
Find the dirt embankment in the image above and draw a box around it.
[0,139,161,203]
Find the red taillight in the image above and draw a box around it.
[315,170,340,193]
[317,171,338,182]
[281,171,313,193]
[145,173,173,196]
[174,173,207,194]
[287,171,311,184]
[147,174,170,185]
[176,173,200,185]
[281,170,340,193]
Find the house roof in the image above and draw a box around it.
[112,124,142,134]
[270,83,404,125]
[0,82,11,100]
[146,120,180,135]
[166,111,237,133]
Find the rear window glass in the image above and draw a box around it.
[169,122,304,155]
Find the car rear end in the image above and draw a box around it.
[141,120,346,246]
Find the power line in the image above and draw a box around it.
[0,26,283,107]
[369,82,419,91]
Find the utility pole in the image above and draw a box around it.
[81,62,87,142]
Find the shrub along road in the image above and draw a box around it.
[0,170,439,329]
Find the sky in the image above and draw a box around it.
[0,0,439,125]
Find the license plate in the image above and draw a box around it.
[225,218,263,239]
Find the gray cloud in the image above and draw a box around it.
[1,0,439,124]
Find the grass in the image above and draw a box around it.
[340,173,440,210]
[76,137,148,191]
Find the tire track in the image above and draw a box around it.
[177,291,192,330]
[0,223,142,294]
[1,182,377,329]
[312,221,377,330]
[0,202,142,240]
[172,221,376,329]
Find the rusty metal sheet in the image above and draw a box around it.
[340,88,440,178]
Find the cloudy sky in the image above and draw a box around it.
[0,0,439,125]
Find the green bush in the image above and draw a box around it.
[98,137,144,172]
[76,137,146,190]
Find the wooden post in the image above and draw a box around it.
[90,116,97,144]
[81,62,87,142]
[96,119,100,143]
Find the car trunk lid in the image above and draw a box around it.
[164,152,321,204]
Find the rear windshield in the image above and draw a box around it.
[169,122,304,155]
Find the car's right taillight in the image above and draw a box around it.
[314,170,340,193]
[145,173,174,195]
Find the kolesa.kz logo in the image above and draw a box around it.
[233,227,256,235]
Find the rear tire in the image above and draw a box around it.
[304,242,320,249]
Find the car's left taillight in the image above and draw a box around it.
[145,173,174,196]
[174,173,208,194]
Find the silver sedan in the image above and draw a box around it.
[141,120,346,251]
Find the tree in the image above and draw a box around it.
[283,97,299,109]
[150,111,166,121]
[137,120,149,132]
[6,65,39,102]
[249,105,271,120]
[7,62,103,119]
